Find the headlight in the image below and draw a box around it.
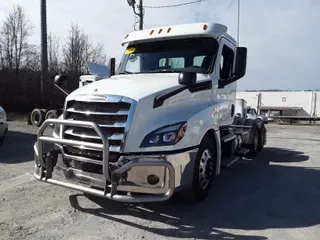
[140,122,187,147]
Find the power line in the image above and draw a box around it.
[143,0,207,9]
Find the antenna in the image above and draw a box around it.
[237,0,240,46]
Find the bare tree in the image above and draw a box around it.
[0,4,33,73]
[48,33,61,73]
[62,23,107,75]
[23,44,41,71]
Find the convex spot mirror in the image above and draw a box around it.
[54,74,68,87]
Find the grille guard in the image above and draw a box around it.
[34,119,176,203]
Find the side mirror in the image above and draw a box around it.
[178,72,197,86]
[108,57,116,77]
[233,47,247,79]
[218,46,247,89]
[54,74,68,86]
[54,74,70,96]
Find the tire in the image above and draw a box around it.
[45,110,59,128]
[246,126,259,158]
[257,121,266,152]
[182,136,217,202]
[30,108,46,127]
[45,110,58,120]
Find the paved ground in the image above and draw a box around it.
[0,121,319,240]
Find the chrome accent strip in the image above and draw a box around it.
[65,145,121,153]
[64,129,124,141]
[99,123,127,128]
[121,97,137,152]
[66,108,130,116]
[73,94,123,103]
[63,121,127,128]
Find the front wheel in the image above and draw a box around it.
[182,136,217,202]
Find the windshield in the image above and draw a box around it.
[118,37,218,75]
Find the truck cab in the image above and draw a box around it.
[33,22,266,203]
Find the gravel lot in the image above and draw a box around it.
[0,121,320,240]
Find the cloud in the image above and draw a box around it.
[0,0,319,90]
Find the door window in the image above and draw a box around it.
[220,44,234,79]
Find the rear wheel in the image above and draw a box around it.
[246,126,259,158]
[257,121,266,152]
[30,109,46,127]
[45,110,58,120]
[182,136,217,202]
[45,110,59,128]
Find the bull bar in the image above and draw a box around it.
[34,119,176,203]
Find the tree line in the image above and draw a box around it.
[0,4,108,113]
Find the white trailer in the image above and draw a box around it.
[32,22,267,203]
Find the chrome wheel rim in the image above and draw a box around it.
[199,149,214,189]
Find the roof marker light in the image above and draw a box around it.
[158,28,163,34]
[203,24,208,30]
[150,29,154,35]
[167,27,171,33]
[125,34,129,39]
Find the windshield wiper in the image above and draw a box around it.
[147,69,179,73]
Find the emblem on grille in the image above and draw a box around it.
[94,88,98,92]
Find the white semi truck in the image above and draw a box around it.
[33,22,267,203]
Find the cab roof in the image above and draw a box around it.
[121,22,236,46]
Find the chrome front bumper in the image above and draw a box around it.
[33,119,197,203]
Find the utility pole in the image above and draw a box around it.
[138,0,143,30]
[127,0,144,30]
[40,0,48,104]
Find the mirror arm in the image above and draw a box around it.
[153,85,188,108]
[54,84,70,96]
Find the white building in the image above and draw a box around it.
[236,91,319,117]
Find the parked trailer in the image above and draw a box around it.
[235,99,268,124]
[272,116,320,124]
[32,22,267,203]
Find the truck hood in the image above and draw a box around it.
[66,73,209,101]
[67,73,183,101]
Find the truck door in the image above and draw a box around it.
[214,38,237,126]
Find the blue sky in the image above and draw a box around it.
[0,0,319,91]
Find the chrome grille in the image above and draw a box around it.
[62,95,135,164]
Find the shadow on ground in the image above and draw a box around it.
[0,130,36,164]
[69,147,320,240]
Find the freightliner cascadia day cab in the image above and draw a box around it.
[33,22,267,203]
